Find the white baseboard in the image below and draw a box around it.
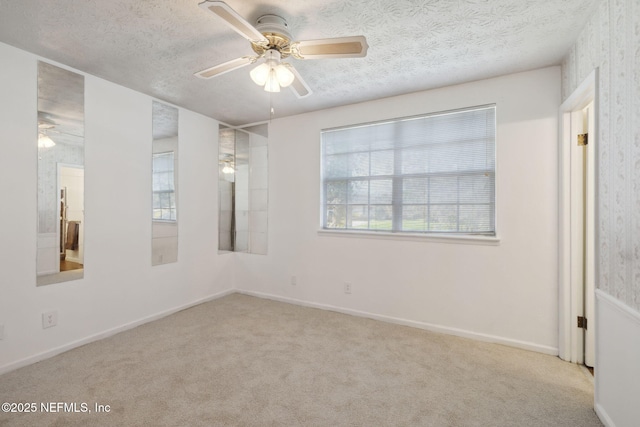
[1,287,563,375]
[237,289,559,355]
[0,289,235,375]
[595,402,616,427]
[594,289,640,427]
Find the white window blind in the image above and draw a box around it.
[152,151,176,221]
[321,105,496,235]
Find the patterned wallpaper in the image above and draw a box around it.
[562,0,640,312]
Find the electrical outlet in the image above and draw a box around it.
[344,282,352,294]
[291,276,297,286]
[42,311,58,329]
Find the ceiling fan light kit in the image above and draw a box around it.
[196,0,368,98]
[37,116,57,148]
[38,133,56,148]
[250,50,295,92]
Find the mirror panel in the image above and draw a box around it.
[36,62,85,286]
[218,126,268,254]
[234,131,250,252]
[152,101,179,265]
[248,130,268,255]
[218,128,235,252]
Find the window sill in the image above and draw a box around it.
[317,229,500,245]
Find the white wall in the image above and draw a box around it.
[0,41,234,373]
[562,0,640,425]
[236,67,561,354]
[595,291,640,427]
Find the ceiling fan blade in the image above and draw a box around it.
[195,56,255,79]
[286,65,312,98]
[290,36,368,59]
[199,1,268,44]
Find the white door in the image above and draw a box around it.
[583,102,595,368]
[559,70,597,367]
[569,102,595,367]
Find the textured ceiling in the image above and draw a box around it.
[152,101,179,140]
[0,0,597,126]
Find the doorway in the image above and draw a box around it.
[58,164,84,271]
[559,69,597,368]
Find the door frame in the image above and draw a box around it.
[558,68,598,363]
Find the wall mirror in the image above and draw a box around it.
[152,101,179,265]
[36,62,85,287]
[218,125,268,255]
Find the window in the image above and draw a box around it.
[152,151,176,221]
[321,105,496,235]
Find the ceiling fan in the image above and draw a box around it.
[195,1,369,98]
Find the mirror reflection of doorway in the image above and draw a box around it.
[58,164,84,272]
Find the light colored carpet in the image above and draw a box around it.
[0,293,601,426]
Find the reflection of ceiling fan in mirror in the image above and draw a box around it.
[37,115,57,148]
[37,110,84,148]
[195,1,369,98]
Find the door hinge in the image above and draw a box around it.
[577,133,588,146]
[577,316,588,329]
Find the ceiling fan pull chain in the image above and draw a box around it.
[270,92,275,119]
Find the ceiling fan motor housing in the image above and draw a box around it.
[251,14,292,57]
